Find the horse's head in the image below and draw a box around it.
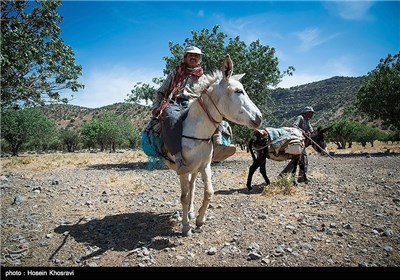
[309,126,332,155]
[205,55,262,129]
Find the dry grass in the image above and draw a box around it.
[0,150,148,173]
[261,173,297,197]
[324,141,400,154]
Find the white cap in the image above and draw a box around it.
[185,46,203,55]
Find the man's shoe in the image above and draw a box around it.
[297,175,309,184]
[213,144,236,162]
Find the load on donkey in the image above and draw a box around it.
[246,125,333,191]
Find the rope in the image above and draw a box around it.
[303,133,334,160]
[181,89,222,142]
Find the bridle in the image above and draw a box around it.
[182,89,224,142]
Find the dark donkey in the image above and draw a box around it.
[246,126,332,191]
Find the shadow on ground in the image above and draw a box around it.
[330,151,400,158]
[53,211,177,261]
[86,162,169,171]
[214,184,265,195]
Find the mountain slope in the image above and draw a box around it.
[270,76,364,127]
[40,102,151,131]
[41,76,365,131]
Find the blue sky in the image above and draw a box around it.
[58,1,400,108]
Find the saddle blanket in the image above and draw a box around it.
[262,127,305,155]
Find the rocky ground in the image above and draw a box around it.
[1,146,399,268]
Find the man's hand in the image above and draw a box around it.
[302,131,311,138]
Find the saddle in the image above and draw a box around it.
[258,127,305,161]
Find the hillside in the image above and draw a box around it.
[40,76,366,131]
[270,76,364,128]
[40,102,152,131]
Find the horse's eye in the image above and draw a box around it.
[235,89,244,95]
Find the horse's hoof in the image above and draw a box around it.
[196,218,205,228]
[188,212,196,220]
[182,226,192,237]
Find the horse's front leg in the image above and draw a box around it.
[188,174,197,220]
[196,165,213,228]
[179,175,192,237]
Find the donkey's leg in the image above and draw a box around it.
[188,174,197,220]
[280,159,295,177]
[259,159,270,186]
[196,165,213,228]
[246,160,260,191]
[247,151,267,191]
[179,175,192,237]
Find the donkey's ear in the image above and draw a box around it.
[232,73,245,81]
[321,125,333,133]
[222,54,233,81]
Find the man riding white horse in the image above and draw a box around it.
[151,46,235,175]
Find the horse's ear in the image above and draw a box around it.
[232,73,245,81]
[223,54,233,81]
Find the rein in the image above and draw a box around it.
[253,142,270,151]
[182,89,223,142]
[198,89,223,127]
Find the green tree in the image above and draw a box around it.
[80,120,101,150]
[356,52,400,130]
[328,119,357,149]
[80,113,136,152]
[125,82,158,106]
[59,128,80,152]
[25,120,59,152]
[352,123,385,148]
[127,127,141,149]
[96,113,123,152]
[1,0,84,109]
[1,108,57,156]
[127,25,293,142]
[385,130,400,143]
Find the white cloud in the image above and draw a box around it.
[276,54,357,89]
[276,73,330,89]
[323,55,355,77]
[217,13,282,45]
[294,28,340,52]
[68,65,161,108]
[324,1,374,21]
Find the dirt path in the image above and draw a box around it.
[1,149,399,267]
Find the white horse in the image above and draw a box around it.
[165,55,262,236]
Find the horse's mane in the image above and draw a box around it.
[204,69,243,84]
[204,70,222,83]
[196,69,243,96]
